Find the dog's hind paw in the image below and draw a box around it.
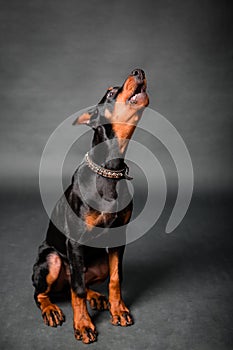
[87,290,108,311]
[42,304,65,327]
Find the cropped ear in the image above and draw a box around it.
[72,106,98,127]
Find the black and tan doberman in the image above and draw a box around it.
[32,68,149,343]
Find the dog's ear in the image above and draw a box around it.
[72,106,98,128]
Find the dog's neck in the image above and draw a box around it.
[89,124,126,171]
[83,124,129,202]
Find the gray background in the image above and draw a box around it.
[0,1,232,349]
[1,0,232,191]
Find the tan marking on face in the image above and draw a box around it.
[104,108,112,119]
[116,76,137,102]
[103,74,149,153]
[110,105,142,153]
[111,122,137,153]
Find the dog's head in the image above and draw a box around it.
[73,69,149,153]
[73,69,149,126]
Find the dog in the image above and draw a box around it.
[32,68,149,343]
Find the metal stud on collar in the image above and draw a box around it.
[85,152,128,179]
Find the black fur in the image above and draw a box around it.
[32,69,148,343]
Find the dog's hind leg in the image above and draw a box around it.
[32,243,65,327]
[85,257,109,311]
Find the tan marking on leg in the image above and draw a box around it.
[71,290,97,344]
[108,250,133,327]
[37,253,65,327]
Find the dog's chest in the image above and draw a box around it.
[85,211,117,231]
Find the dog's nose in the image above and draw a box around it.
[131,69,145,81]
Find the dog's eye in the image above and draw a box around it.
[107,90,114,99]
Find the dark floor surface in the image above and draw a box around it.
[0,188,232,350]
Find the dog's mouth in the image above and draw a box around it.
[111,69,149,108]
[128,83,147,104]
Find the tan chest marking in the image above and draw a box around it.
[85,212,113,231]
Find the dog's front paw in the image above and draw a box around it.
[74,323,97,344]
[111,311,134,327]
[109,301,134,327]
[42,304,65,327]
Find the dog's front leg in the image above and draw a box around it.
[67,240,97,344]
[108,247,134,327]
